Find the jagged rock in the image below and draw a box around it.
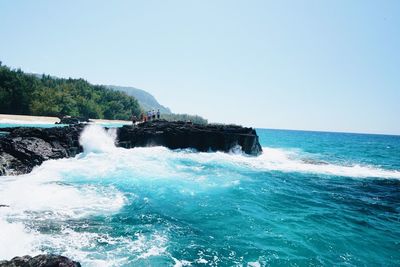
[0,125,84,175]
[118,120,262,155]
[0,120,262,176]
[0,254,80,267]
[56,116,90,125]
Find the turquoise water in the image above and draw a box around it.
[0,125,399,266]
[0,123,67,128]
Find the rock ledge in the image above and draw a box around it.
[0,120,262,175]
[0,254,80,267]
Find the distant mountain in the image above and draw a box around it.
[105,85,172,114]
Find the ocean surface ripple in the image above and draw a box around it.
[0,125,399,266]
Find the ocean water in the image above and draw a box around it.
[0,125,399,266]
[0,123,67,128]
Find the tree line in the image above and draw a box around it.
[162,113,207,125]
[0,61,208,124]
[0,62,141,120]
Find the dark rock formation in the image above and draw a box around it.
[0,120,262,175]
[56,116,90,125]
[118,120,262,155]
[0,125,84,175]
[0,254,80,267]
[0,131,10,137]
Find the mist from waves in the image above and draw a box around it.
[79,124,117,153]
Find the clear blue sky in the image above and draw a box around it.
[1,0,399,134]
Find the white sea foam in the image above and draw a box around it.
[0,126,124,260]
[173,258,192,267]
[0,169,126,260]
[0,170,125,219]
[251,147,400,179]
[1,125,399,263]
[36,228,168,266]
[0,218,40,260]
[248,262,261,267]
[113,145,400,179]
[79,124,117,153]
[195,146,400,179]
[139,146,399,179]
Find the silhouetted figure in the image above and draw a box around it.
[157,109,160,119]
[131,115,137,125]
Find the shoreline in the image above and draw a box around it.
[0,114,60,124]
[0,114,132,125]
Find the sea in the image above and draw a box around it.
[0,123,399,266]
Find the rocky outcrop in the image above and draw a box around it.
[0,125,84,175]
[118,120,262,155]
[0,254,81,267]
[0,120,262,175]
[56,116,90,125]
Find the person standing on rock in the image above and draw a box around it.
[157,109,160,119]
[131,114,137,125]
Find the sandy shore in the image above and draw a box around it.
[0,114,60,124]
[0,114,132,125]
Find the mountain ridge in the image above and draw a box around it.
[104,85,172,114]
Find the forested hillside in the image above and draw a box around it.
[0,62,208,124]
[0,62,141,120]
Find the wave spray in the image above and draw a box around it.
[79,124,117,153]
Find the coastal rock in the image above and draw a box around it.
[0,125,84,175]
[0,254,81,267]
[118,120,262,155]
[0,120,262,175]
[56,116,90,125]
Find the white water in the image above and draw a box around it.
[240,147,400,179]
[1,125,399,264]
[79,124,117,153]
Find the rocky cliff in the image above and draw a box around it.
[0,125,83,175]
[0,120,262,176]
[118,121,262,155]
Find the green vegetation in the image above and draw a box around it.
[0,61,208,123]
[162,113,208,125]
[0,62,141,120]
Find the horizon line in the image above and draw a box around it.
[2,62,399,136]
[253,126,400,137]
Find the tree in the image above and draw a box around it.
[0,63,142,120]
